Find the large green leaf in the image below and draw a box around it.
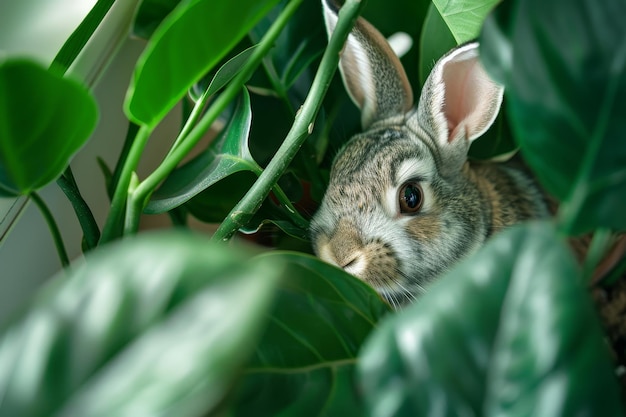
[432,0,500,44]
[358,222,623,416]
[479,0,626,234]
[124,0,280,127]
[418,2,457,86]
[0,59,98,196]
[146,89,258,214]
[230,252,392,416]
[132,0,183,40]
[0,232,282,417]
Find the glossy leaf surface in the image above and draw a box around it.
[432,0,500,44]
[359,222,623,417]
[0,232,282,417]
[124,0,280,127]
[418,2,456,86]
[190,45,258,102]
[479,0,626,233]
[231,252,392,416]
[132,0,182,40]
[146,89,258,214]
[0,59,98,196]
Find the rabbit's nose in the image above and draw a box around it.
[316,219,368,278]
[340,252,367,276]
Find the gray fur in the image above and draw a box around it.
[311,0,548,309]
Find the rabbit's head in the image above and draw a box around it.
[310,0,505,307]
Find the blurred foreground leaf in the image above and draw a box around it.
[0,59,97,196]
[480,0,626,234]
[0,232,282,417]
[359,222,623,417]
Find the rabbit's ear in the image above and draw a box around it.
[322,0,413,129]
[417,42,503,160]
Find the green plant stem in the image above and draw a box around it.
[270,184,310,230]
[256,45,327,194]
[57,175,101,250]
[125,173,142,235]
[212,0,364,242]
[166,93,210,159]
[30,192,70,267]
[100,124,153,244]
[583,228,614,280]
[125,0,305,232]
[109,123,141,199]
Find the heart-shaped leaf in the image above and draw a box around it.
[0,59,98,196]
[146,89,258,214]
[358,222,623,416]
[0,232,282,417]
[125,0,280,127]
[479,0,626,234]
[230,252,391,416]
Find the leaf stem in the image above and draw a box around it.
[126,0,306,231]
[125,173,142,235]
[270,184,310,230]
[212,0,364,242]
[100,124,153,244]
[582,228,614,280]
[30,192,70,267]
[57,175,101,250]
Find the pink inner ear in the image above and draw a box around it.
[442,58,494,143]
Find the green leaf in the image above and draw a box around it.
[190,45,259,102]
[0,232,282,417]
[146,89,258,214]
[132,0,183,40]
[0,59,98,196]
[124,0,281,127]
[230,252,391,416]
[418,3,457,86]
[182,171,258,223]
[432,0,500,44]
[358,222,623,416]
[49,0,116,76]
[479,0,626,234]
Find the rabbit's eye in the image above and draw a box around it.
[399,182,423,214]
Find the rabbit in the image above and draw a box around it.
[309,0,550,309]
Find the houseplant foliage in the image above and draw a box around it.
[0,0,625,417]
